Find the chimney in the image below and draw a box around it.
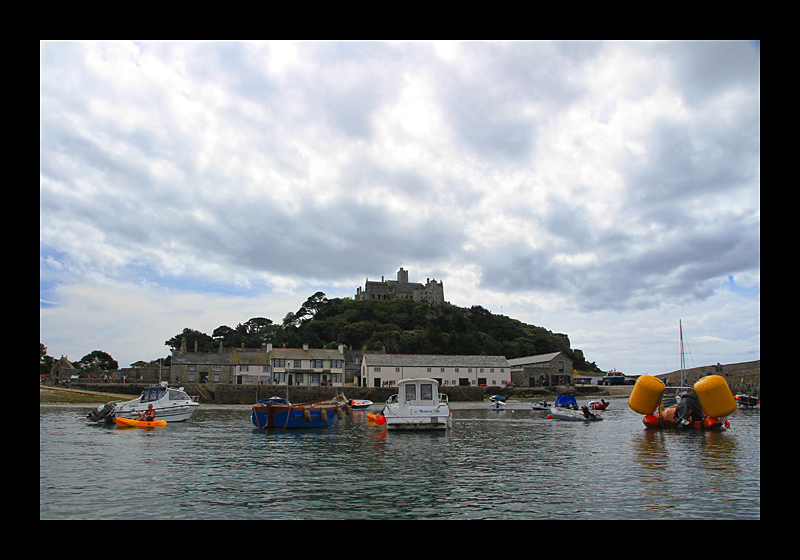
[303,342,309,351]
[267,343,273,353]
[219,341,223,353]
[194,341,198,353]
[338,344,344,355]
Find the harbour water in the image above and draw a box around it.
[40,397,760,519]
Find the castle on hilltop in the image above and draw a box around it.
[355,267,444,306]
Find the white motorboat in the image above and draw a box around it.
[381,378,452,430]
[88,383,199,423]
[491,399,507,410]
[530,399,549,410]
[349,399,374,409]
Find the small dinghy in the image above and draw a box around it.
[588,399,610,410]
[548,405,603,422]
[530,399,549,410]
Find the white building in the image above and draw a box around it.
[361,354,510,388]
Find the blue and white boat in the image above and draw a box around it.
[251,393,349,429]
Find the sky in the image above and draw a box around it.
[40,40,760,375]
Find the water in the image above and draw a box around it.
[40,398,760,519]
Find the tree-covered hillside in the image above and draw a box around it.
[163,293,601,372]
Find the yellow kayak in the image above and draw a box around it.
[115,417,167,428]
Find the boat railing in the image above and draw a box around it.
[387,394,398,405]
[439,393,449,404]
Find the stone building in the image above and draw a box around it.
[507,352,574,387]
[355,267,444,306]
[360,353,510,388]
[170,339,346,387]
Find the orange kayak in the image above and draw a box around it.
[115,417,167,428]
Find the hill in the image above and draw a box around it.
[160,294,602,373]
[298,297,601,372]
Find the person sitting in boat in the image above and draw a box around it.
[580,405,596,420]
[138,404,156,422]
[675,390,702,427]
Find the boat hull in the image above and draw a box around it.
[115,417,167,428]
[252,396,346,429]
[383,406,452,430]
[548,407,603,421]
[116,403,198,422]
[642,405,728,430]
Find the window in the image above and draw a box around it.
[188,373,196,382]
[331,372,341,383]
[405,383,416,401]
[420,384,433,400]
[312,359,323,368]
[455,368,460,373]
[273,371,285,383]
[188,365,197,372]
[440,367,445,373]
[331,360,342,368]
[212,365,222,372]
[240,365,249,372]
[427,367,432,373]
[374,367,381,372]
[274,358,285,368]
[296,373,304,384]
[213,374,220,382]
[263,365,270,372]
[396,367,401,373]
[294,360,302,368]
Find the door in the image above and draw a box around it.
[373,377,381,388]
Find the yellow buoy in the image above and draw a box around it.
[628,375,665,415]
[694,375,737,418]
[337,408,343,420]
[320,409,328,423]
[303,409,311,423]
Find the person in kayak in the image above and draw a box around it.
[137,404,156,422]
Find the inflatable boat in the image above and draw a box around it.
[114,417,167,428]
[588,399,610,410]
[629,374,735,430]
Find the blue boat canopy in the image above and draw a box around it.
[555,395,578,408]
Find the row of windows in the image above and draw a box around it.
[242,372,342,383]
[372,366,505,373]
[187,360,343,372]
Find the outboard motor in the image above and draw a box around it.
[675,391,703,428]
[87,402,117,424]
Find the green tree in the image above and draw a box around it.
[76,350,119,371]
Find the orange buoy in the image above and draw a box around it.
[628,375,665,415]
[547,414,553,419]
[374,414,386,425]
[694,375,737,418]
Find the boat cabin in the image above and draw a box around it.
[394,378,445,407]
[139,386,193,403]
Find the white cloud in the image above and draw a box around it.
[40,40,759,374]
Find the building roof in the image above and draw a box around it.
[507,352,565,367]
[363,354,509,368]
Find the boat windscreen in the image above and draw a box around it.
[141,387,167,402]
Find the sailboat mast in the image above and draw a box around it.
[679,320,686,386]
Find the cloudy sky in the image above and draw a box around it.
[40,40,760,374]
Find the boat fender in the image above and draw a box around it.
[693,375,737,418]
[628,376,665,415]
[345,405,352,415]
[337,408,343,420]
[320,409,328,423]
[303,409,311,423]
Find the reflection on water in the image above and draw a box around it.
[41,400,759,519]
